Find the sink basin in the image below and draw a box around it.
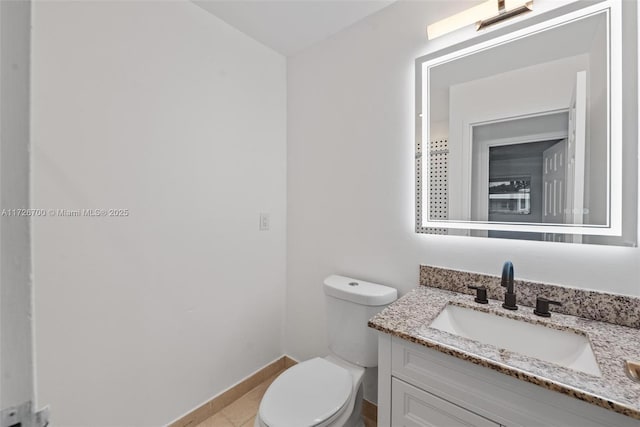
[428,304,601,377]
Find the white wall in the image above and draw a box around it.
[286,0,639,394]
[31,1,286,425]
[0,0,32,411]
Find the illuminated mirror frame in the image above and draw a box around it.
[416,0,622,237]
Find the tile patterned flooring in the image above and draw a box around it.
[196,368,376,427]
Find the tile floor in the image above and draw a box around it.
[196,369,376,427]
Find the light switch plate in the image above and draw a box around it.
[259,213,270,231]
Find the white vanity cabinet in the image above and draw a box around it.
[391,378,500,427]
[377,335,640,427]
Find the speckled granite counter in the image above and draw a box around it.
[368,285,640,420]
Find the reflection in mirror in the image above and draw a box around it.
[415,1,636,244]
[430,10,607,226]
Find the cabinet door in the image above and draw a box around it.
[391,378,501,427]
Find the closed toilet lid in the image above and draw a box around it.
[259,357,353,427]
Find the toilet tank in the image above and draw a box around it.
[323,275,397,368]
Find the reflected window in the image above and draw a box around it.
[489,177,531,215]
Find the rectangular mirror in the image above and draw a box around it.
[416,0,637,245]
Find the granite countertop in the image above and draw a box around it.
[368,285,640,420]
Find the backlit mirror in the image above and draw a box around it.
[416,0,637,245]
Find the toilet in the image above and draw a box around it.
[255,275,397,427]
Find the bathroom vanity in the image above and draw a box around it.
[369,266,640,427]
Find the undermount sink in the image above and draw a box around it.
[428,304,602,377]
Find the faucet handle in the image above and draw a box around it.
[468,285,488,304]
[534,296,562,317]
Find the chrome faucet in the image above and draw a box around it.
[501,261,517,310]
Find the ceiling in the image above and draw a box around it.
[193,0,396,56]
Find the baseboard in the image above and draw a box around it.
[362,399,378,423]
[168,355,294,427]
[284,355,298,368]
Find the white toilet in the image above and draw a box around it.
[255,275,397,427]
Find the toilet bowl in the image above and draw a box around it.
[256,355,365,427]
[255,275,397,427]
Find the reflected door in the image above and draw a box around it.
[542,71,587,242]
[566,71,587,232]
[543,139,568,226]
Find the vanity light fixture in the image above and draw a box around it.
[427,0,533,40]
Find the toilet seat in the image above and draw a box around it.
[258,357,353,427]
